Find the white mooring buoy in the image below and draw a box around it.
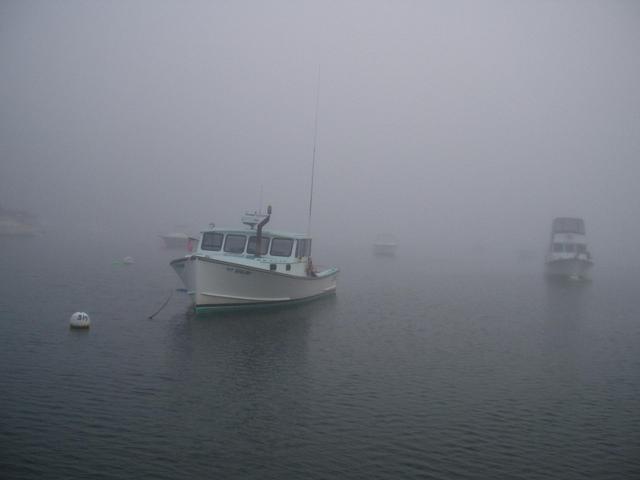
[70,312,90,329]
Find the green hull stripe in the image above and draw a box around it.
[194,291,335,315]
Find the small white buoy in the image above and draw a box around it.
[123,256,134,265]
[70,312,90,329]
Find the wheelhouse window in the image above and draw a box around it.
[270,238,294,257]
[247,236,270,255]
[577,244,587,253]
[224,234,247,253]
[295,238,312,257]
[201,232,224,251]
[565,243,576,253]
[552,243,563,253]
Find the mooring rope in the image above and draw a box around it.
[148,289,174,319]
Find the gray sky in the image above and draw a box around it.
[1,0,639,266]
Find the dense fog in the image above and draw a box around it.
[2,0,639,269]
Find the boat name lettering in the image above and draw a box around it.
[226,267,251,275]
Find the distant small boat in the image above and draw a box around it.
[0,205,39,236]
[545,217,593,280]
[170,207,339,314]
[159,232,199,250]
[373,234,398,256]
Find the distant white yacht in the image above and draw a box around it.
[159,232,199,250]
[170,207,338,314]
[545,217,593,280]
[373,234,398,256]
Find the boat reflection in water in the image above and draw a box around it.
[171,206,338,315]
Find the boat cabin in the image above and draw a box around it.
[189,208,319,276]
[193,228,314,276]
[548,217,591,259]
[198,230,312,260]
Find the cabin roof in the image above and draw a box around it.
[200,227,309,239]
[552,217,585,235]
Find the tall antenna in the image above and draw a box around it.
[308,66,321,235]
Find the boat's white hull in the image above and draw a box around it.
[171,256,338,313]
[545,258,593,280]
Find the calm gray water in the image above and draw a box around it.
[1,233,639,479]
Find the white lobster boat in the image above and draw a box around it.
[170,207,338,314]
[545,217,593,280]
